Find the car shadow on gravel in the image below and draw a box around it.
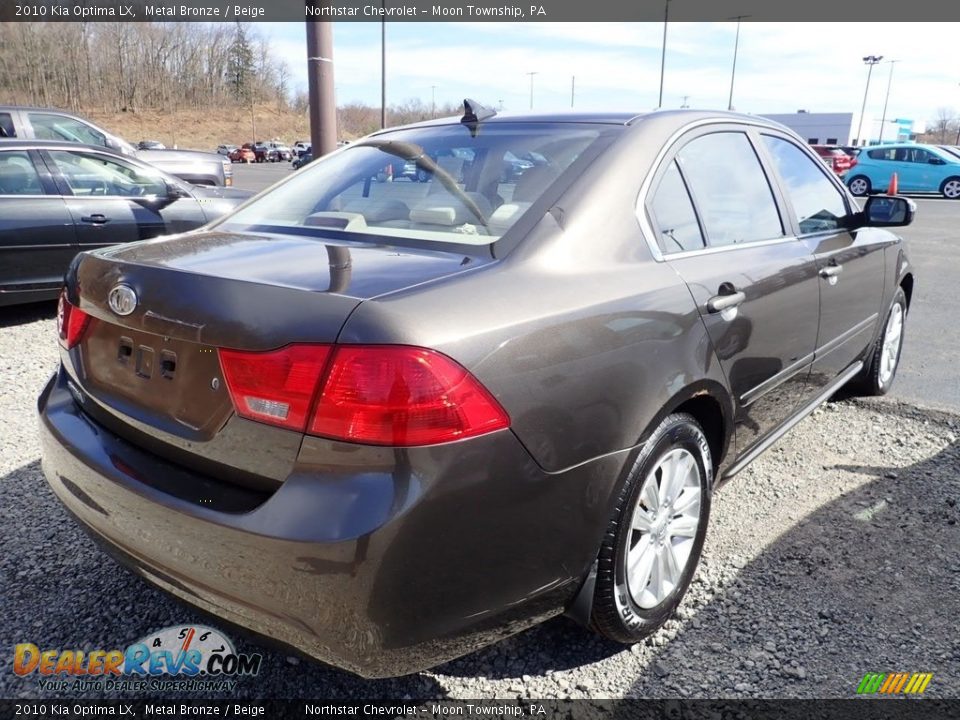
[0,300,56,328]
[624,414,960,698]
[434,616,624,680]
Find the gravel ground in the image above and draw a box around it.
[2,301,958,700]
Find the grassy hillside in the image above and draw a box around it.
[83,104,312,152]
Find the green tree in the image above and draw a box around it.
[226,22,254,103]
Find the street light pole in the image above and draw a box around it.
[430,85,437,116]
[305,10,336,158]
[526,71,538,110]
[657,0,669,108]
[571,75,575,108]
[956,84,960,145]
[855,55,883,147]
[878,59,898,144]
[727,15,749,111]
[380,7,386,129]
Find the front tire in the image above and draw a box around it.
[848,175,871,196]
[590,413,712,643]
[851,287,907,396]
[940,177,960,199]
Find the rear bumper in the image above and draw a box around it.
[38,368,622,678]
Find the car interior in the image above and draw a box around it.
[0,151,42,195]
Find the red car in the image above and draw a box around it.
[811,145,856,176]
[228,146,255,163]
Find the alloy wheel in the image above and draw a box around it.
[625,448,702,609]
[879,302,904,387]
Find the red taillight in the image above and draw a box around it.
[218,344,332,432]
[218,344,510,446]
[310,346,510,446]
[57,290,91,349]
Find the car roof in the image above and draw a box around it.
[370,109,798,136]
[0,138,125,153]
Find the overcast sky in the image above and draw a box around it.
[259,22,956,124]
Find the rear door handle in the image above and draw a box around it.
[706,290,746,313]
[820,263,843,278]
[80,214,109,224]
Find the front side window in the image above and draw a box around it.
[762,135,848,235]
[0,150,43,195]
[906,148,934,164]
[47,151,167,197]
[649,161,704,253]
[218,123,609,246]
[29,113,107,147]
[675,132,783,247]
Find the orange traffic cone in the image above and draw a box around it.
[888,172,898,195]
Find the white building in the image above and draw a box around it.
[760,111,924,146]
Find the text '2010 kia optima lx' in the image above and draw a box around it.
[39,106,916,678]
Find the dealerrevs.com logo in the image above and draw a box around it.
[14,625,262,693]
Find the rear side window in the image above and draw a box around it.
[676,132,783,247]
[762,136,848,235]
[28,112,107,147]
[867,148,895,161]
[0,113,15,138]
[649,161,704,253]
[0,151,43,195]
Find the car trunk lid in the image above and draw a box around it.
[64,230,490,487]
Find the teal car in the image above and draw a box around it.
[846,143,960,198]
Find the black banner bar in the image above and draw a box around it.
[1,699,958,720]
[2,0,960,22]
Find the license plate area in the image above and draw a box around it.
[76,320,233,440]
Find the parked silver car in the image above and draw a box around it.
[0,106,232,186]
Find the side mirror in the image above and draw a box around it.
[861,195,915,228]
[929,157,946,165]
[166,181,190,199]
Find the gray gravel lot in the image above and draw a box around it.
[1,181,958,699]
[1,303,958,700]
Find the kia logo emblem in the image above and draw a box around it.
[108,285,138,316]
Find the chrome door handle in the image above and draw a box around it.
[820,263,843,278]
[706,290,746,313]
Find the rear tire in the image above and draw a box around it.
[590,413,712,644]
[940,177,960,199]
[848,175,871,196]
[850,287,907,396]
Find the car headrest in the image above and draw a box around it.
[513,164,560,202]
[343,198,410,223]
[0,164,32,195]
[409,192,493,227]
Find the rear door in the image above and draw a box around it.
[0,147,77,295]
[646,127,821,456]
[759,132,887,387]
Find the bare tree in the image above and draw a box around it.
[930,107,958,144]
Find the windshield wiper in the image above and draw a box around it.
[357,139,488,227]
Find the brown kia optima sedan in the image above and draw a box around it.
[39,107,915,678]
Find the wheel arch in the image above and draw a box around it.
[564,378,734,627]
[638,379,735,477]
[900,271,914,310]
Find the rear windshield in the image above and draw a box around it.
[217,122,608,246]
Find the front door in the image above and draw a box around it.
[646,129,821,456]
[758,133,887,387]
[41,149,204,251]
